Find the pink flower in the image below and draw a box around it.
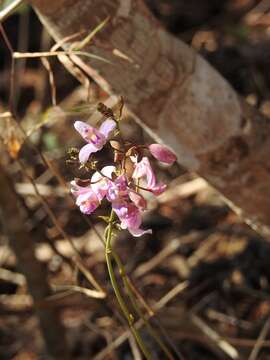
[71,167,150,237]
[76,191,100,214]
[71,181,100,214]
[132,157,166,195]
[74,119,116,164]
[148,144,177,164]
[107,175,128,202]
[113,201,152,237]
[91,166,115,201]
[106,174,147,210]
[71,165,115,213]
[70,180,90,197]
[128,190,147,210]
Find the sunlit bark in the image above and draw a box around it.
[30,0,270,237]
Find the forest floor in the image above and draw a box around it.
[1,1,270,359]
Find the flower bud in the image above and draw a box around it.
[148,144,177,164]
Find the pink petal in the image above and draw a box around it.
[74,121,94,140]
[112,201,128,219]
[79,143,97,163]
[132,157,156,189]
[128,228,152,237]
[76,191,99,214]
[151,183,167,196]
[70,180,91,196]
[107,175,128,202]
[91,166,115,201]
[91,177,109,201]
[70,180,81,196]
[132,157,166,195]
[113,202,151,237]
[99,119,116,138]
[128,190,147,210]
[123,205,141,229]
[148,144,177,164]
[74,121,106,151]
[113,202,139,227]
[100,165,116,179]
[132,158,146,179]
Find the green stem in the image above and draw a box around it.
[113,251,175,360]
[104,215,174,359]
[105,210,152,360]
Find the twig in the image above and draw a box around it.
[134,233,200,278]
[13,50,111,63]
[206,309,252,331]
[41,57,57,106]
[166,331,270,348]
[14,6,29,109]
[248,316,270,360]
[52,284,106,299]
[51,31,85,52]
[70,16,110,51]
[191,314,239,360]
[129,334,143,360]
[0,0,24,23]
[50,30,93,101]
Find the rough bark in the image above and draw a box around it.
[0,165,69,359]
[29,0,270,238]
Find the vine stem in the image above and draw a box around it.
[105,210,152,360]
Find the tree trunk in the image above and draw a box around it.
[29,0,270,238]
[0,165,69,359]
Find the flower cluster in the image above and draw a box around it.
[70,107,177,237]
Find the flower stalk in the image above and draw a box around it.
[69,99,178,358]
[112,251,175,360]
[105,210,152,360]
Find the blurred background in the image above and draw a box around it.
[1,0,270,359]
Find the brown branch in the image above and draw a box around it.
[29,0,270,238]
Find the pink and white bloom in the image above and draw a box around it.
[74,119,116,164]
[106,175,128,202]
[71,107,178,238]
[113,201,152,237]
[128,190,147,210]
[148,144,177,165]
[106,174,147,210]
[71,181,100,214]
[132,157,166,195]
[75,191,100,214]
[71,165,115,214]
[72,169,150,236]
[91,166,115,201]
